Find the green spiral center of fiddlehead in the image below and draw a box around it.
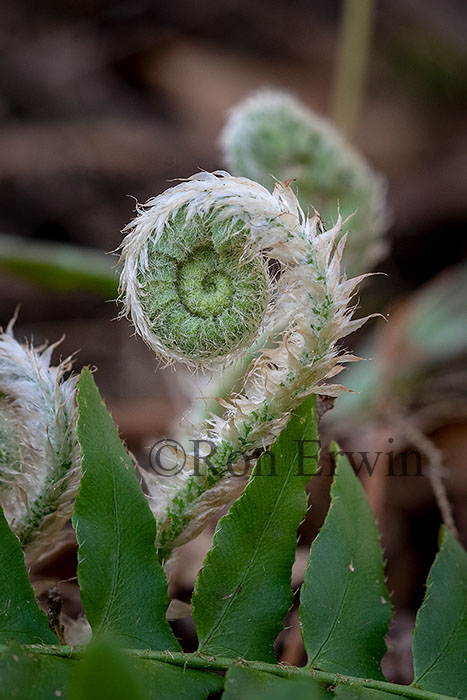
[178,248,234,318]
[138,212,269,362]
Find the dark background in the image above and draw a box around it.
[1,0,467,683]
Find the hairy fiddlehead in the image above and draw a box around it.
[0,320,79,564]
[221,90,388,277]
[120,171,369,561]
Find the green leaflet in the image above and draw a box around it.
[0,506,56,645]
[0,646,74,700]
[70,641,223,700]
[192,395,318,662]
[69,641,148,700]
[72,368,179,651]
[140,659,225,700]
[222,665,327,700]
[299,444,391,678]
[412,526,467,696]
[70,641,224,700]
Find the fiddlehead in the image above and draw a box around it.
[0,319,79,564]
[221,90,388,277]
[121,197,269,367]
[120,171,369,561]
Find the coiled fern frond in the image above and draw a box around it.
[221,90,388,276]
[0,320,79,564]
[120,171,370,560]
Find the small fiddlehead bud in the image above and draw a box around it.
[120,171,370,561]
[0,319,79,564]
[221,90,388,276]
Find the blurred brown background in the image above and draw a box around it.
[1,0,467,684]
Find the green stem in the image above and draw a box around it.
[185,338,267,431]
[18,458,72,551]
[14,646,456,700]
[187,323,286,430]
[0,234,117,296]
[331,0,375,138]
